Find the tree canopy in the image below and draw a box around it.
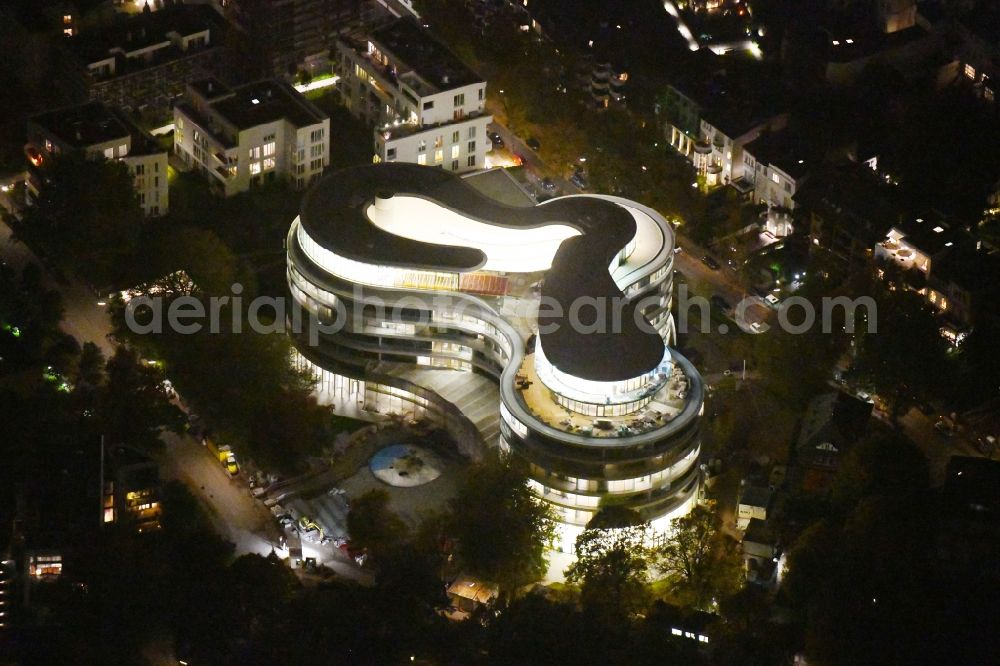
[656,503,742,611]
[448,454,557,592]
[17,152,142,287]
[850,285,950,423]
[565,510,652,625]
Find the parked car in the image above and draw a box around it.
[570,173,587,189]
[488,131,503,148]
[765,294,780,307]
[541,177,556,192]
[702,255,721,270]
[526,136,541,151]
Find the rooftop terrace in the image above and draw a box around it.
[368,18,483,94]
[516,352,693,439]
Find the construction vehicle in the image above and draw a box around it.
[204,437,240,477]
[297,516,324,540]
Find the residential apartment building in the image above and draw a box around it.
[743,130,812,210]
[173,77,330,196]
[26,101,168,217]
[797,163,905,273]
[696,110,788,190]
[215,0,384,78]
[574,55,628,109]
[875,218,1000,335]
[0,1,76,99]
[103,447,163,533]
[661,52,785,192]
[954,13,998,105]
[736,484,772,531]
[0,558,12,633]
[63,5,224,121]
[337,19,491,173]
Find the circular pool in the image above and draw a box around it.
[369,444,443,487]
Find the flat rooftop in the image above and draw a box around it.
[745,130,812,179]
[299,163,666,382]
[210,80,327,131]
[29,101,130,148]
[369,19,483,93]
[69,4,219,65]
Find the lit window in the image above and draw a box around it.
[263,157,275,170]
[933,226,944,233]
[771,172,779,184]
[451,145,460,159]
[249,161,261,175]
[417,154,426,165]
[965,64,976,80]
[263,141,276,157]
[103,147,113,158]
[251,146,261,160]
[434,149,443,163]
[671,628,683,636]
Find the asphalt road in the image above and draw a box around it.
[1,192,116,357]
[2,188,366,579]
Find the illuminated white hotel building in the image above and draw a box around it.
[286,164,704,548]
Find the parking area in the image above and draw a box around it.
[269,426,466,549]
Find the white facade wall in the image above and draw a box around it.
[32,127,167,217]
[745,149,800,210]
[376,114,490,173]
[173,107,329,196]
[338,38,490,174]
[123,152,168,217]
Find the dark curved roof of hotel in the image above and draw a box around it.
[300,163,665,381]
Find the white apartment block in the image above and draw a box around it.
[26,101,168,217]
[742,132,809,211]
[173,78,330,197]
[697,112,787,189]
[337,18,491,173]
